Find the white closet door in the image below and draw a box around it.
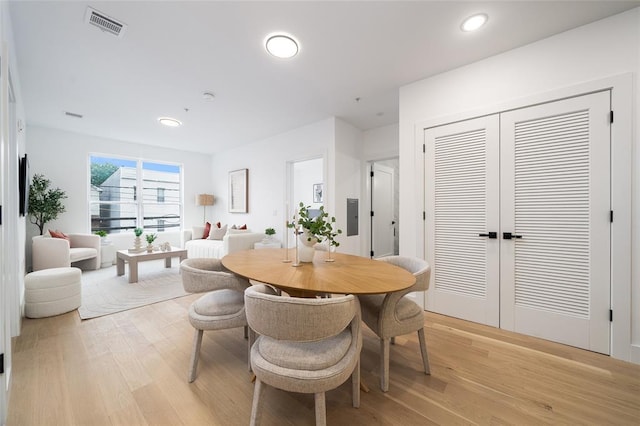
[425,116,500,326]
[500,91,611,353]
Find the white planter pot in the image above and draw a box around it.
[298,230,317,263]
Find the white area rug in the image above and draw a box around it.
[78,260,188,320]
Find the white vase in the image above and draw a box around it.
[298,230,317,263]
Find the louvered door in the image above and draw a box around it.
[424,116,500,326]
[500,92,611,353]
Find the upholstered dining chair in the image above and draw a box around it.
[358,256,431,392]
[180,258,251,383]
[244,284,362,426]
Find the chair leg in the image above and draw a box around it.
[417,328,431,375]
[351,359,360,408]
[314,392,327,426]
[250,378,267,426]
[248,327,257,371]
[244,325,249,339]
[188,328,204,383]
[380,338,390,392]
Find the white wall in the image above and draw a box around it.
[399,8,640,362]
[209,118,332,243]
[332,118,364,255]
[362,123,399,161]
[25,125,214,264]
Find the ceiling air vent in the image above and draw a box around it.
[84,7,127,38]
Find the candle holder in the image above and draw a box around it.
[282,220,292,263]
[292,222,301,267]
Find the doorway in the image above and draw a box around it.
[370,158,399,258]
[286,157,323,248]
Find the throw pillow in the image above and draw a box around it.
[227,228,249,234]
[239,224,247,230]
[202,222,212,239]
[49,229,69,240]
[208,224,228,240]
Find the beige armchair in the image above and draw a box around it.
[358,256,431,392]
[180,258,252,383]
[32,233,101,271]
[245,284,362,426]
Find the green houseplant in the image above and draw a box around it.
[28,174,68,235]
[288,202,342,262]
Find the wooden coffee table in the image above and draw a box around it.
[116,247,187,283]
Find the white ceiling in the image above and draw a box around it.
[9,1,640,155]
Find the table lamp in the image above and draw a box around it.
[196,194,214,223]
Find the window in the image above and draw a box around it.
[90,155,182,234]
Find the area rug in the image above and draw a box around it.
[78,260,188,320]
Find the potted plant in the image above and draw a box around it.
[28,174,67,235]
[288,202,342,262]
[94,229,110,245]
[264,227,276,242]
[130,227,144,252]
[145,233,157,252]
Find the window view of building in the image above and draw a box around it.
[90,155,182,234]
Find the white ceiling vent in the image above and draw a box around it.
[84,7,127,38]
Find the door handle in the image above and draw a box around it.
[503,232,523,240]
[478,232,497,239]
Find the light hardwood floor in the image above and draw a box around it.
[7,293,640,425]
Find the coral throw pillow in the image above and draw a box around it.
[202,222,212,239]
[49,229,69,240]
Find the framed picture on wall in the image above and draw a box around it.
[313,183,323,203]
[229,168,248,213]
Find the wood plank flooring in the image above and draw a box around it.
[7,293,640,425]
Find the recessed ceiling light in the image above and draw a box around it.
[265,34,299,59]
[158,117,182,127]
[202,92,215,101]
[461,13,488,32]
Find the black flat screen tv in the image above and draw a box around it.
[19,154,29,216]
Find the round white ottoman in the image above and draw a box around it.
[24,267,82,318]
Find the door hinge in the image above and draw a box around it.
[370,170,374,177]
[610,210,613,223]
[423,143,425,153]
[370,250,374,258]
[423,211,426,220]
[370,211,374,217]
[610,111,614,123]
[0,353,4,374]
[609,309,613,322]
[0,205,2,225]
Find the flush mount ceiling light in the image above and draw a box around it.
[265,33,299,59]
[158,117,182,127]
[461,13,488,32]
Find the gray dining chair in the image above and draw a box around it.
[180,257,251,383]
[358,255,431,392]
[244,284,362,426]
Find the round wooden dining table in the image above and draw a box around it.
[221,248,415,297]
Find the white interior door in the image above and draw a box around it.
[500,91,611,354]
[425,115,500,326]
[371,163,395,258]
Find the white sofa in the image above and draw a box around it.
[183,226,265,259]
[32,233,101,271]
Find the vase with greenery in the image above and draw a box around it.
[130,227,144,252]
[94,229,110,245]
[287,202,342,262]
[145,233,157,252]
[264,227,276,242]
[28,174,67,235]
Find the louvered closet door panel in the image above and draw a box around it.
[425,116,500,327]
[500,91,610,354]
